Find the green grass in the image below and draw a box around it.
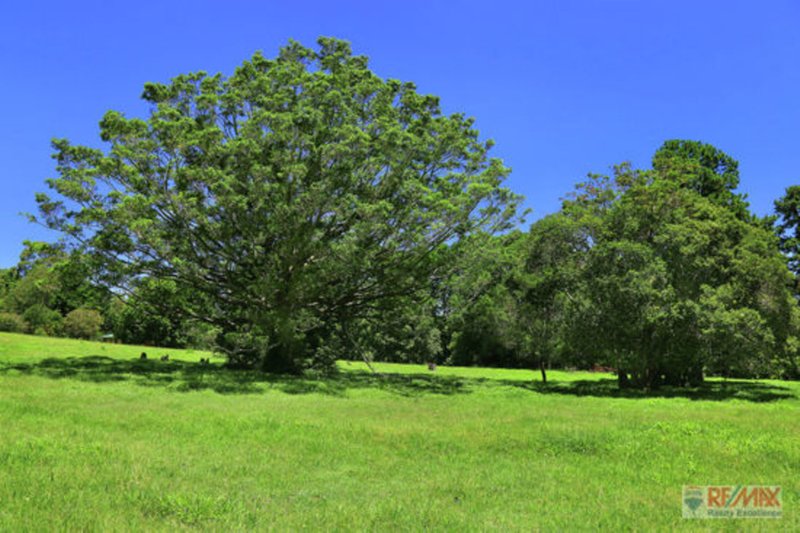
[0,332,797,531]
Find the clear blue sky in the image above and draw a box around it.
[1,0,798,267]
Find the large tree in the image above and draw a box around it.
[565,148,797,388]
[35,38,520,372]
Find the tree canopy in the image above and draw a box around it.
[560,145,798,387]
[35,37,520,372]
[440,143,799,388]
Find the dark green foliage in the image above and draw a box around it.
[36,38,519,372]
[443,232,525,367]
[652,139,749,218]
[441,142,797,388]
[563,147,797,388]
[22,304,62,336]
[0,269,16,311]
[514,214,589,380]
[7,262,59,313]
[0,312,27,333]
[448,283,520,367]
[2,245,216,349]
[1,243,111,339]
[106,295,187,348]
[62,308,104,339]
[774,185,800,283]
[8,242,106,314]
[344,295,442,364]
[181,321,222,351]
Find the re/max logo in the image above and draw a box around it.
[683,485,782,519]
[706,486,781,508]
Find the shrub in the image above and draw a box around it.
[63,308,104,339]
[0,312,27,333]
[182,321,221,351]
[22,304,62,336]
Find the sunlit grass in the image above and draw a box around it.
[0,332,797,530]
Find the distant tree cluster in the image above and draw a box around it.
[439,142,800,387]
[0,242,218,347]
[0,242,106,338]
[16,38,799,387]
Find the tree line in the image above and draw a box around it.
[0,242,216,347]
[2,38,797,387]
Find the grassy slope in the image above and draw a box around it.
[0,332,797,531]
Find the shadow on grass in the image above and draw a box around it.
[512,378,796,403]
[0,356,468,397]
[0,356,795,402]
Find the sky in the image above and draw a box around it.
[1,0,798,267]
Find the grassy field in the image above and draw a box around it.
[0,332,797,531]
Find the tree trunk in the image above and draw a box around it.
[687,364,704,387]
[539,359,547,384]
[263,342,303,374]
[262,319,305,375]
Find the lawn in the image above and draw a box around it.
[0,332,797,530]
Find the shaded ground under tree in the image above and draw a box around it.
[0,356,794,403]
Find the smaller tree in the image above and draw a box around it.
[63,308,104,339]
[515,214,588,383]
[8,263,60,313]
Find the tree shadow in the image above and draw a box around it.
[509,378,796,403]
[0,356,470,397]
[0,356,795,402]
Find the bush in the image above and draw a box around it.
[182,321,221,351]
[0,312,27,333]
[107,299,186,348]
[22,304,62,336]
[63,308,104,339]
